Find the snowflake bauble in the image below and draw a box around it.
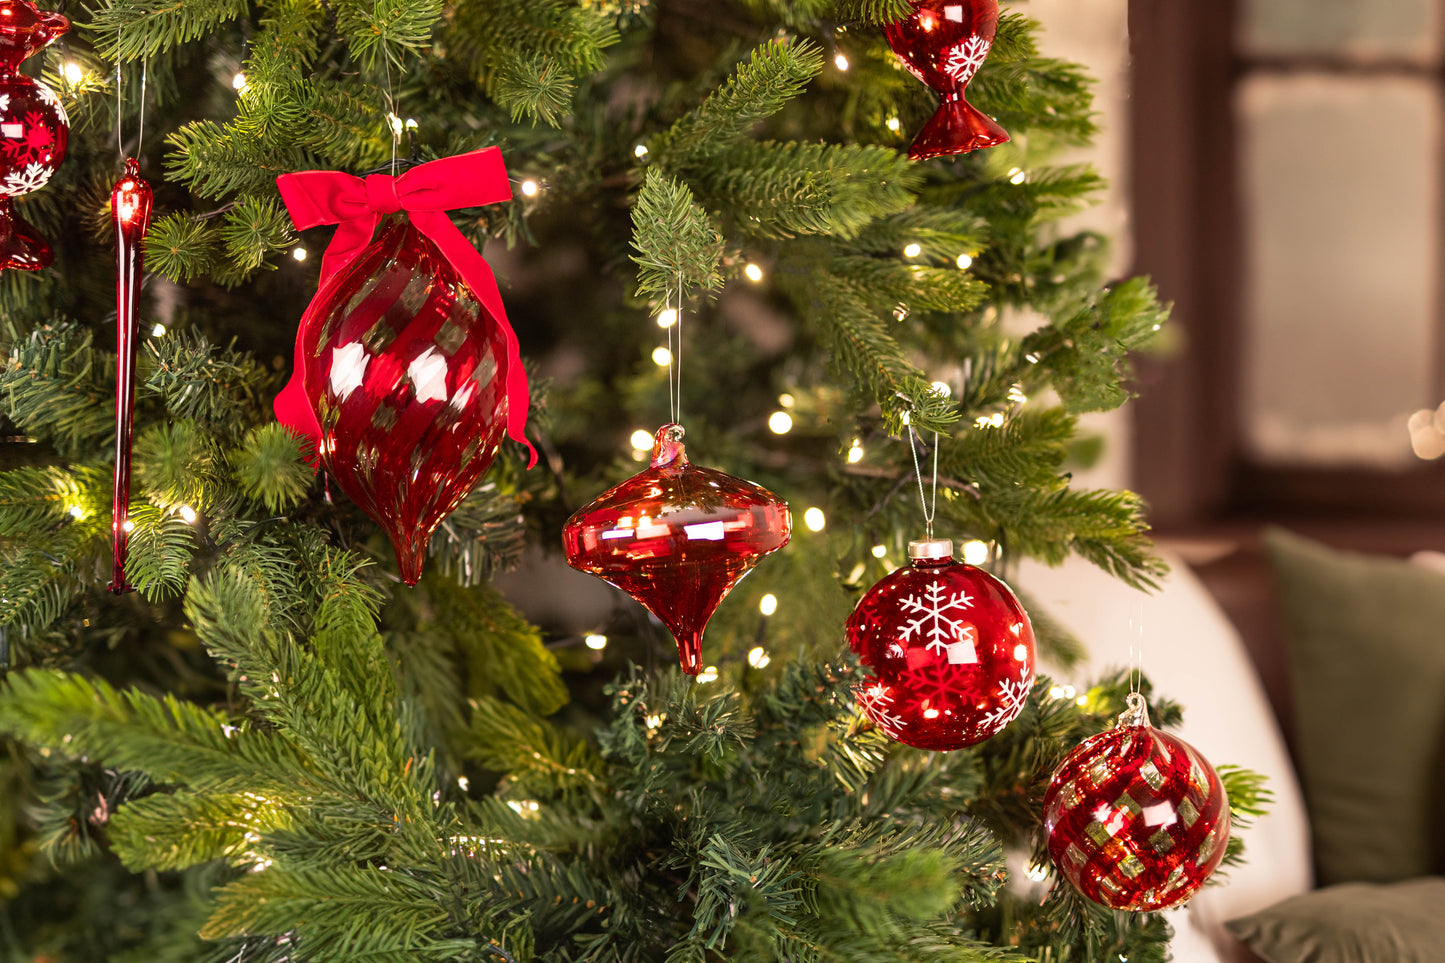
[846,538,1035,751]
[0,0,71,271]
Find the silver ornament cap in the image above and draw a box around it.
[907,538,953,560]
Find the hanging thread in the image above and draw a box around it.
[905,423,939,541]
[666,271,684,426]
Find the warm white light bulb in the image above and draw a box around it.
[803,507,825,532]
[903,243,922,258]
[962,539,990,565]
[656,308,677,328]
[871,544,887,558]
[744,263,764,283]
[179,505,198,524]
[956,253,973,269]
[768,411,793,434]
[122,519,135,533]
[520,179,539,197]
[778,393,795,408]
[759,593,778,616]
[748,646,771,669]
[585,634,608,650]
[1009,167,1027,185]
[232,72,248,91]
[885,116,901,132]
[151,323,167,337]
[931,380,951,398]
[62,61,82,84]
[651,346,672,366]
[834,52,850,71]
[630,429,654,450]
[697,666,719,683]
[292,247,307,262]
[68,505,83,518]
[847,444,864,464]
[634,143,649,158]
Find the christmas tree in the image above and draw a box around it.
[0,0,1266,960]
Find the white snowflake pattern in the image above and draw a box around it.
[855,681,905,736]
[1,161,54,197]
[942,36,992,86]
[898,579,975,659]
[0,94,9,115]
[35,84,59,108]
[977,663,1033,732]
[899,59,927,84]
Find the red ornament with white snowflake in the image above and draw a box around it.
[847,538,1034,751]
[884,0,1009,160]
[0,0,69,271]
[1043,693,1231,911]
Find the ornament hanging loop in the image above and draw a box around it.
[1117,691,1151,729]
[905,417,939,542]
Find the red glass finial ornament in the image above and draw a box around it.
[108,158,152,594]
[847,538,1035,750]
[562,425,792,674]
[300,214,514,585]
[1043,693,1231,911]
[0,0,69,271]
[885,0,1009,160]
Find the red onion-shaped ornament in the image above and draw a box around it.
[108,159,152,594]
[885,0,1008,160]
[847,538,1034,750]
[1043,693,1231,911]
[0,0,68,270]
[562,424,791,674]
[302,214,512,585]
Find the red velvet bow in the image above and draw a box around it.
[273,147,537,468]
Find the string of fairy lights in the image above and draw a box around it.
[53,44,1031,676]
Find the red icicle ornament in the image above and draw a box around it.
[1043,693,1231,911]
[0,0,70,270]
[562,425,792,674]
[846,538,1034,750]
[884,0,1009,160]
[108,158,152,594]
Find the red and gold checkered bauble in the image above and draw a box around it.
[846,538,1035,751]
[1042,694,1230,911]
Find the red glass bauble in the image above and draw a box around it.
[846,539,1034,751]
[301,214,512,585]
[1043,694,1231,911]
[884,0,1008,160]
[562,425,791,674]
[0,0,69,271]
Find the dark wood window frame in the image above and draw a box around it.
[1127,0,1445,548]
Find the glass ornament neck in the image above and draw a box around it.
[649,423,688,468]
[908,537,954,565]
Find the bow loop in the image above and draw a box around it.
[274,147,537,469]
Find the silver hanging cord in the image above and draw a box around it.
[115,58,148,160]
[905,423,939,541]
[663,272,683,426]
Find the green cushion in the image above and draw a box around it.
[1226,878,1445,963]
[1265,528,1445,884]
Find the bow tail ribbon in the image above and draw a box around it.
[274,148,537,469]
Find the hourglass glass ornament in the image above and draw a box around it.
[0,0,69,271]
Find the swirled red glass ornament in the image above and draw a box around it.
[847,538,1034,750]
[884,0,1008,160]
[562,425,791,674]
[0,0,69,270]
[1043,694,1231,911]
[301,214,512,585]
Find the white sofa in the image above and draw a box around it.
[1019,553,1313,962]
